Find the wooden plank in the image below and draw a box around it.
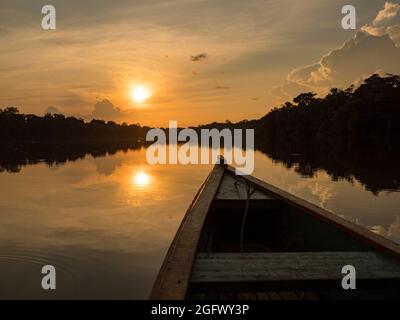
[226,166,400,261]
[256,292,270,300]
[150,163,226,300]
[278,292,301,300]
[267,292,282,300]
[297,292,318,300]
[190,252,400,291]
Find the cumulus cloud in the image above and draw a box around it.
[44,106,62,114]
[272,2,400,103]
[90,99,125,121]
[190,53,208,62]
[298,32,399,88]
[376,2,400,23]
[361,1,400,45]
[269,80,313,102]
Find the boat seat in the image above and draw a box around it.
[189,252,400,292]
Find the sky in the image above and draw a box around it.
[0,0,399,126]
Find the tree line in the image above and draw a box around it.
[1,74,399,147]
[0,108,150,141]
[255,73,400,148]
[197,74,400,149]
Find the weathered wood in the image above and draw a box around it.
[226,166,400,261]
[278,292,301,300]
[256,292,269,300]
[267,292,282,300]
[150,163,226,300]
[190,252,400,291]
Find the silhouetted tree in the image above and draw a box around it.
[0,109,149,142]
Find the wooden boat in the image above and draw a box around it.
[150,161,400,300]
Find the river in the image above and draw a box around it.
[0,145,399,299]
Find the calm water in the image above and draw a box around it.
[0,146,399,299]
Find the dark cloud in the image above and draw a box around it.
[90,99,124,120]
[190,53,208,62]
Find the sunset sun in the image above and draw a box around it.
[130,85,151,103]
[132,171,151,187]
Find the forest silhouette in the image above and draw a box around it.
[198,73,400,147]
[0,108,149,141]
[1,74,399,193]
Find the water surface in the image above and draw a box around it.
[0,146,399,299]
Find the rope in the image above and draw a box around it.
[234,178,256,252]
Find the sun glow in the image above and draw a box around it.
[132,171,151,187]
[130,85,151,103]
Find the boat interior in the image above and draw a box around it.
[186,170,400,300]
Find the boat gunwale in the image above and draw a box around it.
[149,162,226,300]
[225,165,400,261]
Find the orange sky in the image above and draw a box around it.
[0,0,399,126]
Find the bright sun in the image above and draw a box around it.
[130,85,151,103]
[133,171,151,187]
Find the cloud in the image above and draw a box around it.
[272,2,400,103]
[306,32,399,88]
[44,106,62,115]
[93,156,123,176]
[374,2,400,24]
[288,64,320,84]
[190,53,208,62]
[370,215,400,243]
[361,1,400,45]
[269,80,313,102]
[90,99,125,121]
